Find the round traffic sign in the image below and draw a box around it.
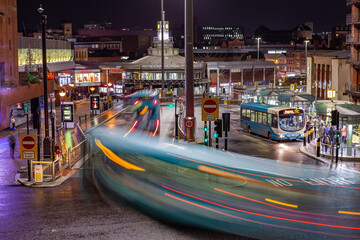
[22,136,35,149]
[185,120,194,129]
[203,99,217,113]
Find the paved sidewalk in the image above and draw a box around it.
[0,98,123,187]
[300,140,360,173]
[15,102,126,187]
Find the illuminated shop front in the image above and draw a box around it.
[75,70,101,86]
[58,72,72,86]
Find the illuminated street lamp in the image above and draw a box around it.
[255,37,261,60]
[69,83,75,88]
[90,87,95,94]
[59,91,66,128]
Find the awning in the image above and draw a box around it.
[47,61,76,72]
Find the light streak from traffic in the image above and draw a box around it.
[265,198,298,208]
[95,139,145,172]
[123,121,138,138]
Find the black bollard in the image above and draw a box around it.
[316,138,321,157]
[303,131,307,147]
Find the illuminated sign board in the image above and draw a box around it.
[327,89,336,99]
[91,96,100,110]
[62,104,74,122]
[280,109,303,115]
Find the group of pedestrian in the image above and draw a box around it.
[317,122,347,152]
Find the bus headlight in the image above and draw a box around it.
[280,134,284,139]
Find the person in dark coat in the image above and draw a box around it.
[8,134,16,158]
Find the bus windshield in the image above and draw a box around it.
[278,109,305,132]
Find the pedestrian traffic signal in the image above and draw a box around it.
[214,119,223,138]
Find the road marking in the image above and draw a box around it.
[265,179,293,187]
[338,211,360,216]
[265,198,298,208]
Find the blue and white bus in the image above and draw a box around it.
[240,103,305,141]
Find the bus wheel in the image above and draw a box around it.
[267,132,271,139]
[248,126,251,134]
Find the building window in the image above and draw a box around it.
[9,66,12,77]
[8,17,10,25]
[9,40,11,51]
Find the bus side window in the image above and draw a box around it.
[251,110,256,122]
[267,113,272,126]
[272,114,278,128]
[246,109,250,118]
[262,113,268,126]
[257,112,262,124]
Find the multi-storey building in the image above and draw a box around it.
[306,51,351,101]
[0,0,18,88]
[347,0,360,103]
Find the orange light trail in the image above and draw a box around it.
[339,211,360,216]
[162,186,360,231]
[123,121,138,138]
[95,139,145,171]
[214,188,359,219]
[164,193,359,239]
[152,120,160,136]
[166,153,360,190]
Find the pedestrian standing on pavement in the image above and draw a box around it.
[323,133,330,153]
[10,115,16,130]
[329,126,336,144]
[8,134,16,158]
[341,125,347,144]
[319,123,325,140]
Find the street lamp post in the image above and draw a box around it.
[38,5,49,138]
[305,40,310,77]
[59,91,66,128]
[256,37,261,60]
[161,0,165,95]
[184,0,195,141]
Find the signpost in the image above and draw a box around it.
[21,135,37,160]
[202,98,219,147]
[201,98,219,121]
[20,134,38,181]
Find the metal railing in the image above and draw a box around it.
[31,157,62,182]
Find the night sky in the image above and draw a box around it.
[18,0,348,36]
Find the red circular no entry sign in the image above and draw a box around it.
[22,136,36,149]
[203,99,218,113]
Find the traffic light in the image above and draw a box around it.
[204,126,208,132]
[336,131,340,139]
[331,110,339,126]
[214,119,223,138]
[336,143,340,149]
[204,137,209,144]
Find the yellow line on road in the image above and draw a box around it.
[265,198,298,208]
[338,211,360,215]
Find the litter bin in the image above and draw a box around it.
[34,165,43,184]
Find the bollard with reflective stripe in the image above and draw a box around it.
[316,138,321,157]
[303,131,307,147]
